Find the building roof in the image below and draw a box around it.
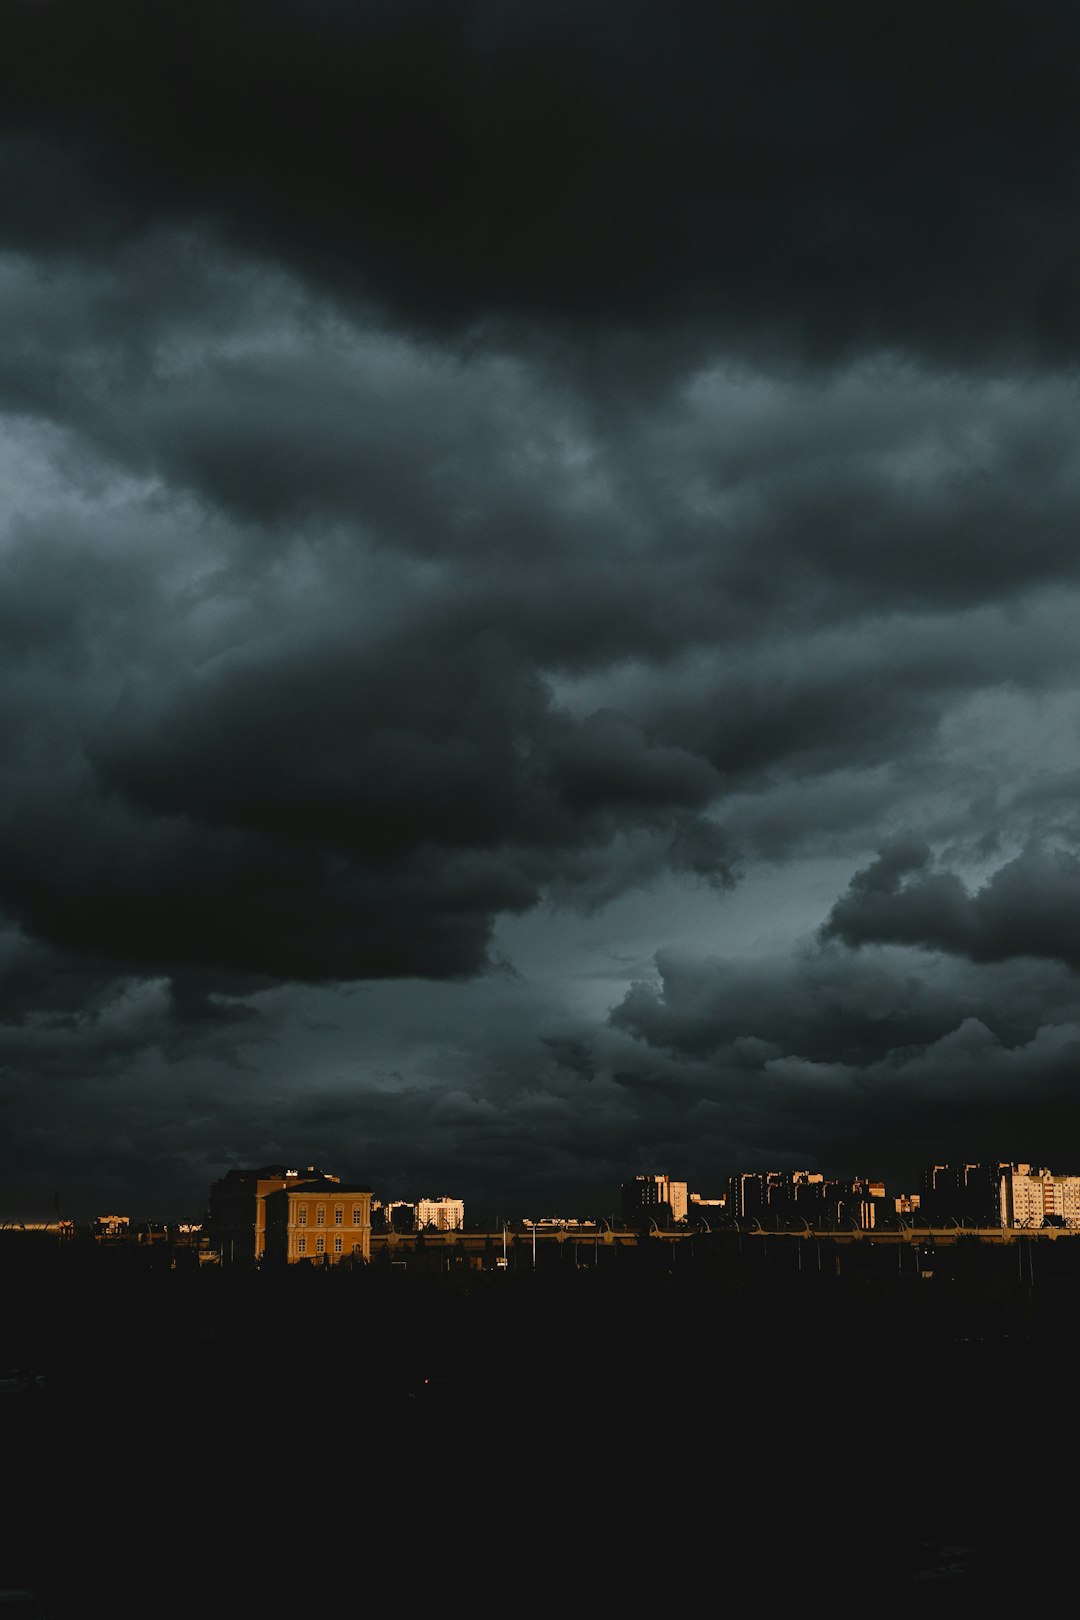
[213,1164,337,1185]
[273,1181,372,1196]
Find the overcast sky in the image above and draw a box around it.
[2,0,1080,1222]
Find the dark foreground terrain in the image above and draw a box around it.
[2,1236,1077,1618]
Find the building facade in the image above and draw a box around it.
[263,1182,373,1263]
[621,1174,688,1226]
[416,1197,464,1231]
[999,1164,1080,1228]
[208,1164,340,1262]
[724,1170,884,1229]
[920,1163,1000,1225]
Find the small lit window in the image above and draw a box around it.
[352,1206,361,1226]
[316,1235,325,1254]
[297,1236,306,1255]
[298,1206,308,1226]
[316,1206,325,1226]
[334,1236,343,1253]
[334,1206,343,1225]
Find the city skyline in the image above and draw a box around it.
[12,1151,1080,1232]
[3,3,1080,1224]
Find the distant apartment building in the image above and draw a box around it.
[920,1163,1000,1225]
[620,1174,688,1225]
[208,1164,340,1263]
[94,1214,130,1242]
[726,1172,769,1221]
[843,1179,885,1231]
[726,1170,822,1220]
[383,1200,418,1231]
[263,1181,373,1263]
[999,1164,1080,1228]
[915,1161,1080,1227]
[688,1192,726,1227]
[416,1197,465,1231]
[725,1170,883,1229]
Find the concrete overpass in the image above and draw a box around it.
[368,1221,1077,1269]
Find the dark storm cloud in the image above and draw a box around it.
[0,913,274,1218]
[0,301,1078,993]
[2,1,1080,1219]
[608,940,1080,1181]
[0,923,130,1033]
[611,937,1080,1062]
[823,838,1080,973]
[6,247,1080,646]
[3,0,1080,365]
[0,437,741,993]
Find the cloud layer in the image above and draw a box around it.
[1,3,1079,1218]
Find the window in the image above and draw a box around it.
[334,1206,343,1225]
[316,1236,325,1254]
[334,1236,343,1254]
[316,1206,325,1226]
[297,1236,306,1255]
[298,1206,308,1226]
[352,1205,361,1226]
[352,1241,362,1253]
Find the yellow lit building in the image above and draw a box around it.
[208,1164,339,1263]
[264,1181,373,1263]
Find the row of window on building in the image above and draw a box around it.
[295,1235,365,1256]
[295,1203,366,1227]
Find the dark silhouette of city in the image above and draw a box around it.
[3,1157,1079,1619]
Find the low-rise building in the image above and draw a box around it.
[264,1181,373,1263]
[208,1164,339,1263]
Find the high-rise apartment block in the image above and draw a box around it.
[620,1174,688,1225]
[919,1163,999,1225]
[725,1170,883,1228]
[998,1164,1080,1228]
[917,1161,1080,1227]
